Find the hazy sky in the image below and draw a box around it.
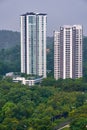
[0,0,87,36]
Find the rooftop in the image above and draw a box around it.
[21,12,47,16]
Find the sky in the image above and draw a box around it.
[0,0,87,36]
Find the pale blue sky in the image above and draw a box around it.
[0,0,87,36]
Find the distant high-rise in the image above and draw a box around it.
[54,25,83,79]
[20,12,47,77]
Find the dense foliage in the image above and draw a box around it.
[0,78,87,129]
[83,36,87,78]
[0,45,20,75]
[46,37,54,74]
[0,30,20,75]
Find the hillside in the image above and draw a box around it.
[0,30,54,75]
[0,30,87,77]
[0,30,53,50]
[0,30,20,49]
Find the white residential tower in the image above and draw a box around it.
[21,12,47,77]
[54,25,83,79]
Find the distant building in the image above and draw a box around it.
[5,72,43,86]
[5,72,14,77]
[54,25,83,79]
[13,76,43,86]
[20,12,47,78]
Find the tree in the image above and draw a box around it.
[70,117,87,130]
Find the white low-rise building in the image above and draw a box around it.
[5,72,43,86]
[13,76,43,86]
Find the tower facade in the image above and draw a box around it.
[21,12,47,77]
[54,25,83,79]
[54,31,60,80]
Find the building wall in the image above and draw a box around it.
[54,31,60,80]
[74,25,83,78]
[21,13,47,78]
[21,16,26,73]
[60,26,73,79]
[54,25,83,79]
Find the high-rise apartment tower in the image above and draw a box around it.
[21,12,47,77]
[54,25,83,79]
